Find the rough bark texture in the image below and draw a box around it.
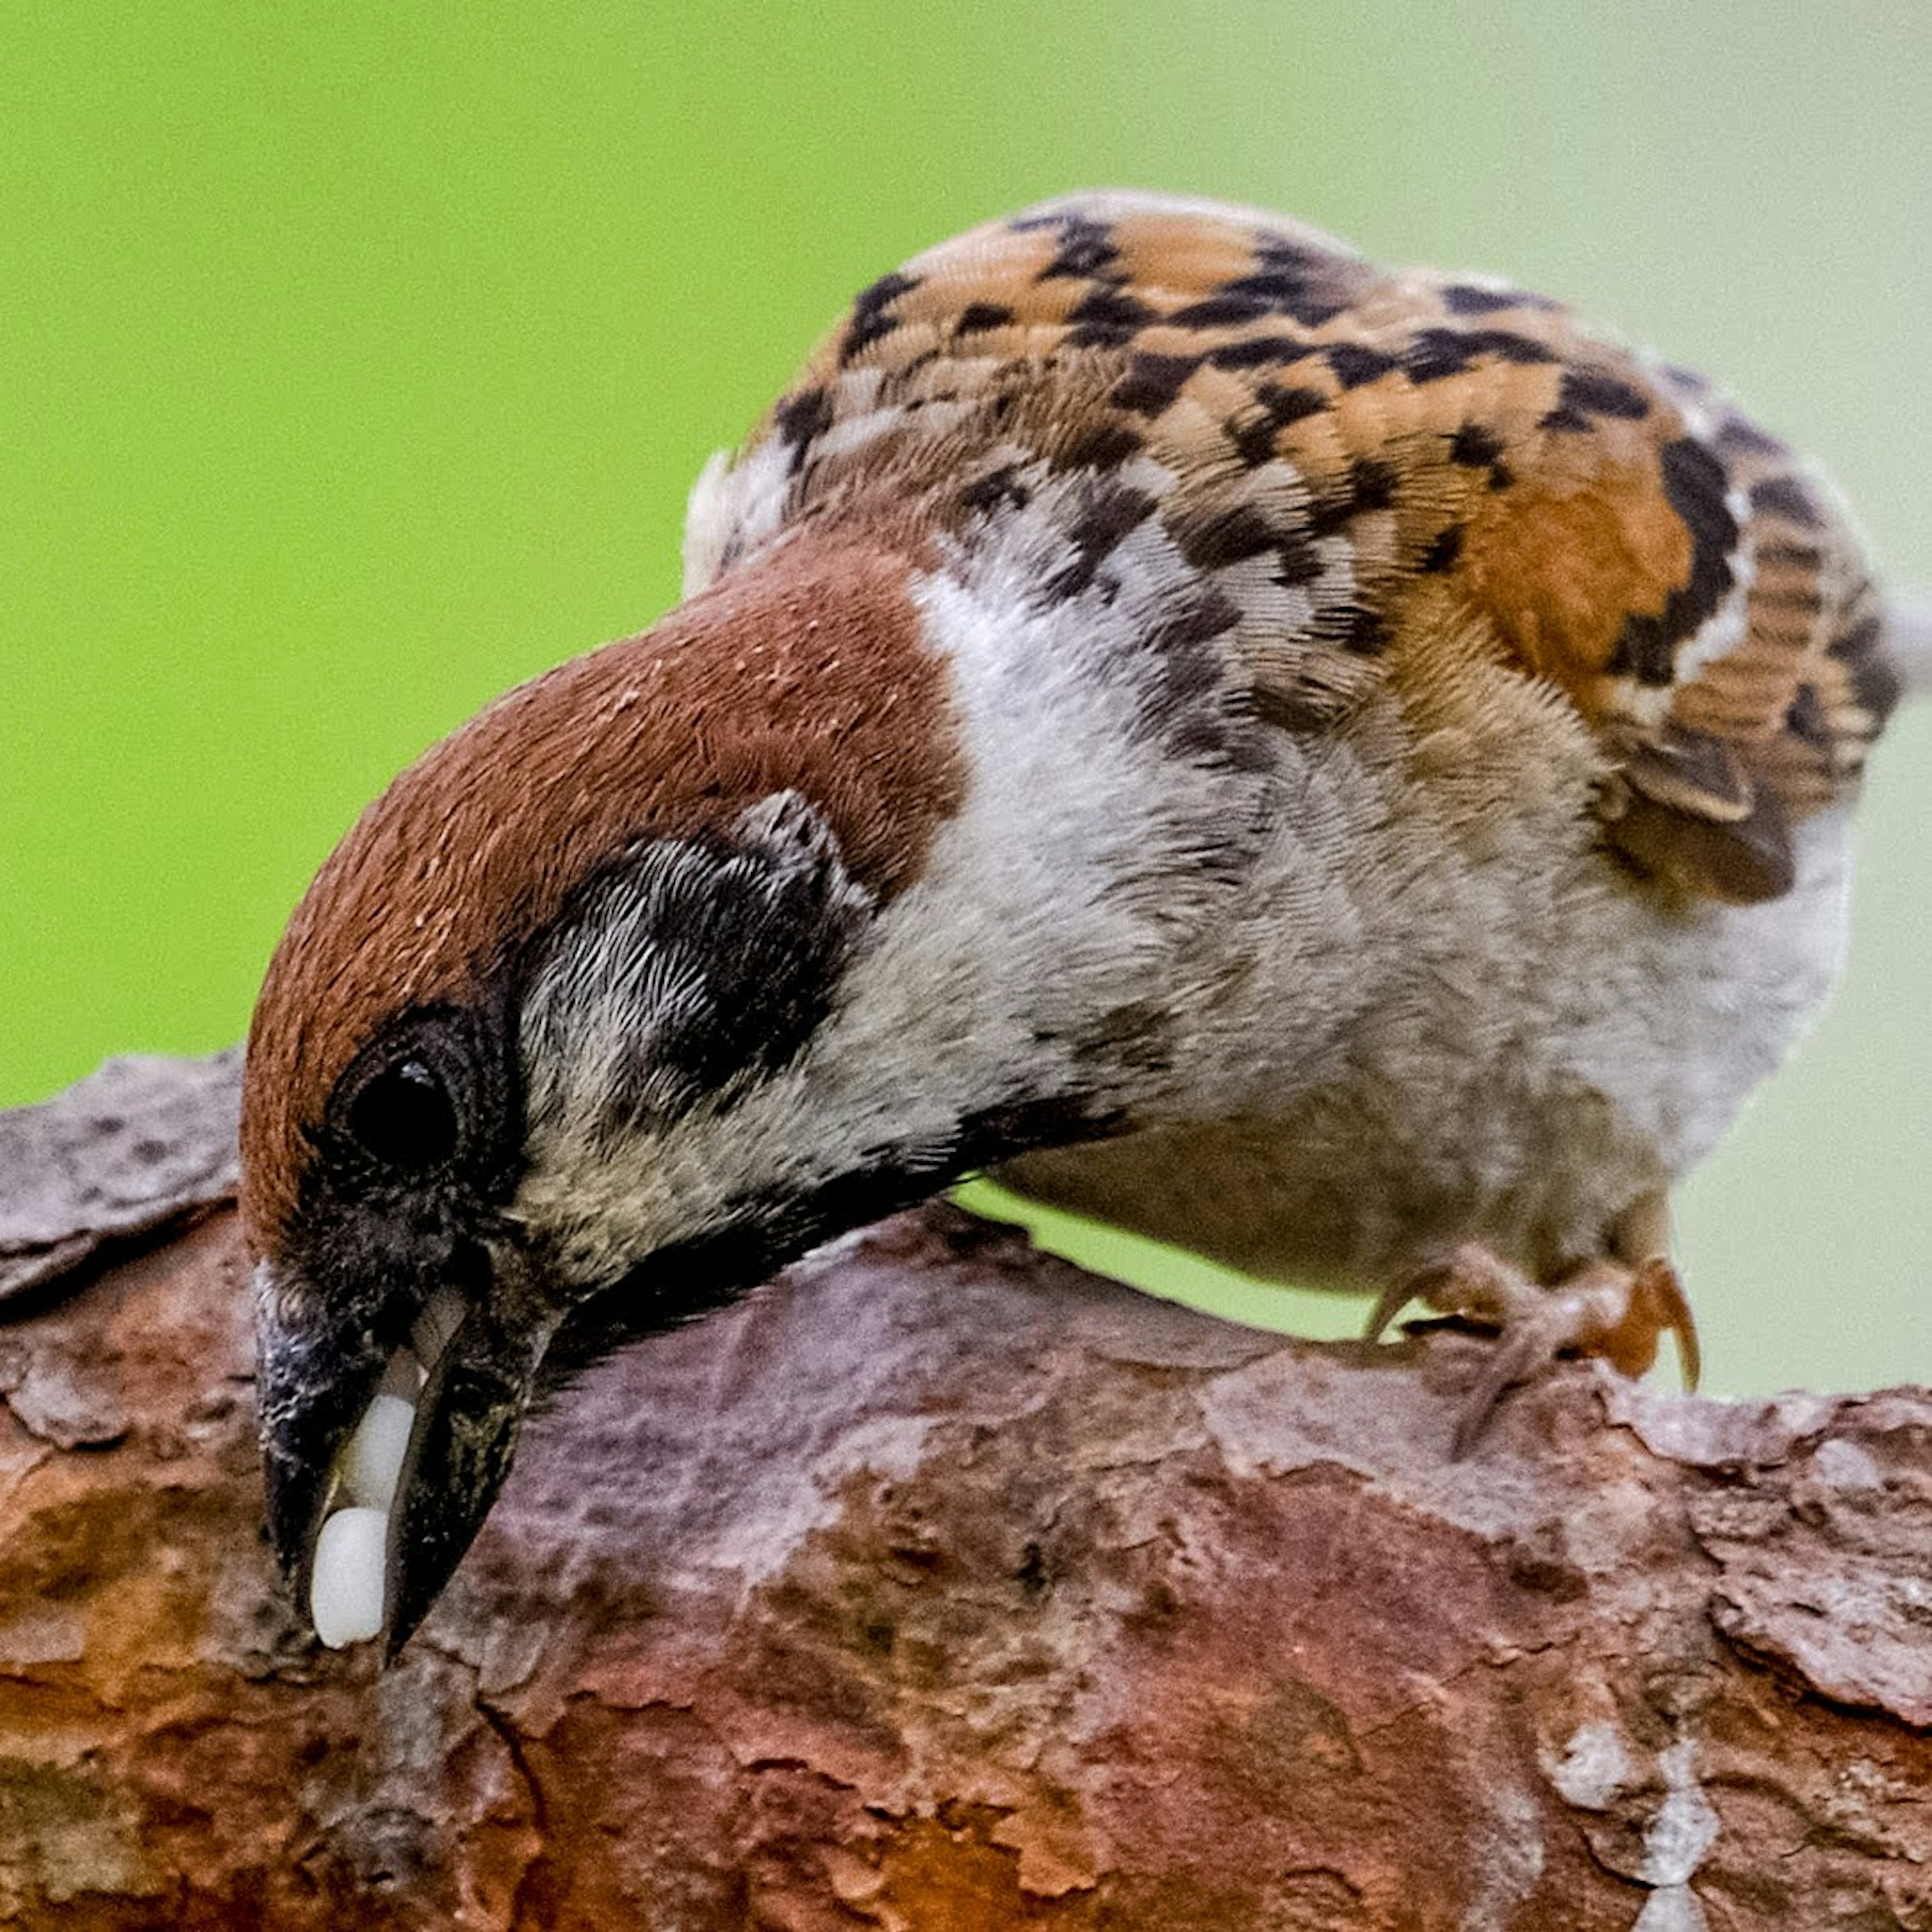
[0,1056,1927,1930]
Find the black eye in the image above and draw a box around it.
[345,1058,460,1174]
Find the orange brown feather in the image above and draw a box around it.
[731,190,1899,907]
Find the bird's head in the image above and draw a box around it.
[240,534,1066,1652]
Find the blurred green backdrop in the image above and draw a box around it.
[4,3,1927,1394]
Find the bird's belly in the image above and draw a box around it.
[996,803,1856,1293]
[993,1074,1658,1292]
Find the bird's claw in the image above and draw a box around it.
[1366,1243,1701,1457]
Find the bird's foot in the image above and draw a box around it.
[1366,1242,1701,1457]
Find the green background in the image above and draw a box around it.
[5,3,1928,1394]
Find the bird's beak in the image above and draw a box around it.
[254,1249,560,1656]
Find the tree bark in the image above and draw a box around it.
[0,1055,1926,1930]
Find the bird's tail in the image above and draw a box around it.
[1886,591,1932,699]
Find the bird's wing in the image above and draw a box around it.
[704,190,1900,904]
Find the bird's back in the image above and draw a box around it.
[689,189,1898,908]
[682,189,1903,1290]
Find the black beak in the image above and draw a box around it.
[254,1248,559,1656]
[252,1206,793,1656]
[381,1289,555,1652]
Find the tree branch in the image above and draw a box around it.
[0,1055,1927,1928]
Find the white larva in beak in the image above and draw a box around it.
[306,1287,465,1649]
[338,1389,415,1512]
[309,1506,390,1648]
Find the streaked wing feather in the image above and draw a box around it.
[710,191,1900,905]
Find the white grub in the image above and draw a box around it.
[338,1393,416,1513]
[310,1506,389,1649]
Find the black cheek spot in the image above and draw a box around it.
[650,874,859,1107]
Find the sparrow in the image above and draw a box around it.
[241,190,1922,1652]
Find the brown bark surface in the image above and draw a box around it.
[0,1055,1927,1929]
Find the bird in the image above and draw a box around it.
[240,189,1922,1652]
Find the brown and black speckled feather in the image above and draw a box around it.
[723,190,1899,905]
